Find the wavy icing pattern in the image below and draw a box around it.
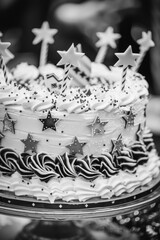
[0,150,159,202]
[143,127,155,152]
[0,138,150,181]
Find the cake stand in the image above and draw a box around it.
[0,176,160,239]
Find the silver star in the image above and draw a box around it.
[66,136,86,155]
[21,133,39,154]
[88,116,108,136]
[123,107,136,128]
[112,134,124,155]
[1,113,16,134]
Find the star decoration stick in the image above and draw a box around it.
[88,116,108,136]
[133,31,155,72]
[0,32,14,64]
[39,111,59,131]
[114,45,139,91]
[66,136,86,156]
[1,112,16,134]
[32,21,58,66]
[0,41,11,84]
[122,107,136,128]
[21,133,39,154]
[95,26,121,63]
[57,44,84,96]
[111,134,124,155]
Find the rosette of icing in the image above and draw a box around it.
[131,141,149,165]
[16,153,35,178]
[12,63,39,84]
[115,147,137,173]
[29,153,59,181]
[55,153,77,178]
[91,153,118,178]
[143,127,155,152]
[75,155,102,180]
[0,147,19,175]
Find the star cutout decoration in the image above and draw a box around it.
[1,112,16,134]
[137,31,155,51]
[32,21,58,45]
[21,133,39,154]
[88,116,108,136]
[96,26,121,48]
[0,41,11,58]
[112,134,124,155]
[114,45,139,68]
[39,111,59,131]
[57,44,84,67]
[0,131,4,144]
[122,107,136,128]
[66,136,86,155]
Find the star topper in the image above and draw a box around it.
[137,31,155,51]
[88,116,108,136]
[32,21,58,45]
[96,26,121,48]
[122,107,136,128]
[0,41,11,58]
[66,136,86,155]
[1,112,16,134]
[57,44,84,67]
[114,45,140,68]
[111,134,124,155]
[21,133,39,154]
[39,111,59,131]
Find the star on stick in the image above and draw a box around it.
[1,112,16,134]
[134,31,155,72]
[122,107,136,128]
[21,133,39,154]
[57,44,84,96]
[95,26,121,63]
[39,111,59,131]
[32,21,58,66]
[66,136,86,155]
[57,44,84,67]
[0,32,14,64]
[111,134,124,155]
[114,46,139,91]
[88,116,108,136]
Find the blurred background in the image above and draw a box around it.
[0,0,159,94]
[0,0,160,239]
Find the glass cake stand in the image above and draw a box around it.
[1,176,160,239]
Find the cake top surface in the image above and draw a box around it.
[0,64,148,114]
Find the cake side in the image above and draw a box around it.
[0,66,160,203]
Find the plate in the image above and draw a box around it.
[0,177,160,220]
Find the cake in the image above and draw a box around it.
[0,58,159,205]
[0,27,159,208]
